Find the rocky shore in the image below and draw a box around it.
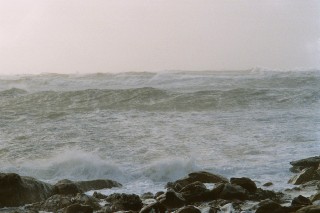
[0,156,319,213]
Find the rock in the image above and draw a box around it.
[154,191,164,199]
[311,192,320,202]
[93,191,108,199]
[175,205,201,213]
[73,193,101,210]
[139,202,165,213]
[263,182,273,187]
[230,177,257,193]
[63,204,93,213]
[140,192,154,200]
[39,194,73,212]
[291,195,312,207]
[288,167,320,185]
[290,156,320,169]
[218,183,248,200]
[255,200,285,213]
[248,188,284,202]
[75,179,122,191]
[0,173,53,207]
[156,190,185,210]
[166,171,228,191]
[179,181,210,203]
[296,205,320,213]
[106,193,143,212]
[53,180,82,195]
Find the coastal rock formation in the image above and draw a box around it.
[156,190,186,209]
[0,173,53,207]
[106,193,143,212]
[288,167,320,185]
[166,171,228,191]
[175,205,201,213]
[230,177,257,193]
[290,156,320,170]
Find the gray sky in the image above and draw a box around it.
[0,0,320,74]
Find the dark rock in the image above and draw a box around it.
[255,200,285,213]
[290,156,320,169]
[218,183,248,200]
[154,191,164,199]
[175,205,201,213]
[310,192,320,202]
[140,192,154,200]
[92,191,108,199]
[0,173,53,207]
[248,188,284,202]
[296,205,320,213]
[106,193,143,212]
[39,194,73,212]
[291,195,312,207]
[53,180,82,195]
[63,204,93,213]
[75,179,122,191]
[179,181,210,203]
[156,190,185,210]
[139,201,165,213]
[230,177,257,193]
[288,167,320,185]
[166,171,228,192]
[73,193,101,210]
[263,182,273,187]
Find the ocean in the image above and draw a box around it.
[0,69,319,195]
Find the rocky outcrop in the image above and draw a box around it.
[175,205,201,213]
[166,171,228,191]
[156,190,185,210]
[288,167,320,185]
[106,193,143,212]
[0,173,53,207]
[290,156,320,170]
[230,177,257,193]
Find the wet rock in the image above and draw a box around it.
[166,171,228,191]
[263,182,273,187]
[75,179,122,191]
[218,183,248,200]
[63,203,93,213]
[230,177,257,193]
[179,181,210,203]
[92,191,108,199]
[255,200,284,213]
[106,193,143,212]
[290,156,320,169]
[296,205,320,213]
[175,205,201,213]
[53,180,82,195]
[291,195,312,207]
[310,192,320,202]
[140,192,154,200]
[248,188,284,202]
[156,190,185,210]
[154,191,164,199]
[139,201,165,213]
[39,194,73,212]
[0,173,53,207]
[288,167,320,185]
[73,193,101,210]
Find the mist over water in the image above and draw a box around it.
[0,69,319,194]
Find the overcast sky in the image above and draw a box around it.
[0,0,320,74]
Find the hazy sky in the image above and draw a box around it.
[0,0,320,74]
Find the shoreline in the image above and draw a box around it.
[0,156,319,213]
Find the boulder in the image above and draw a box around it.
[75,179,122,191]
[296,205,320,213]
[0,173,53,207]
[166,171,228,191]
[106,193,143,212]
[310,192,320,202]
[139,201,165,213]
[179,181,210,203]
[53,180,82,195]
[230,177,257,193]
[175,205,201,213]
[38,194,73,212]
[63,204,93,213]
[291,195,312,207]
[248,188,284,202]
[288,168,320,185]
[156,190,185,210]
[218,183,248,200]
[255,200,285,213]
[290,156,320,169]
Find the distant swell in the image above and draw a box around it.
[0,87,319,115]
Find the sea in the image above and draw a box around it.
[0,69,319,196]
